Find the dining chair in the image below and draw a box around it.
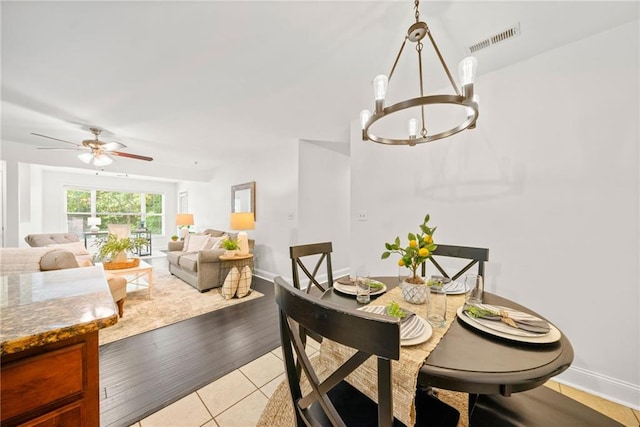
[421,244,489,281]
[289,242,334,294]
[273,276,402,427]
[470,385,624,426]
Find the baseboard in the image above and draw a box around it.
[555,365,639,410]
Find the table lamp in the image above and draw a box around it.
[87,217,101,232]
[230,212,255,255]
[176,213,194,240]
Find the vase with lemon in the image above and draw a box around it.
[382,214,437,303]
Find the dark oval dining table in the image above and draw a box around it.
[321,276,574,397]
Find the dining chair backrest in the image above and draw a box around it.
[421,244,489,281]
[289,242,334,294]
[274,276,400,427]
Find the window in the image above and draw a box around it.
[66,188,164,235]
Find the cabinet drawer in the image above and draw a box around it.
[19,401,83,427]
[1,343,85,421]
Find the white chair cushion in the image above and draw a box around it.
[236,265,252,298]
[221,267,240,300]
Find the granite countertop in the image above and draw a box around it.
[0,266,118,355]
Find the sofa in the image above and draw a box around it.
[22,233,128,317]
[167,229,254,292]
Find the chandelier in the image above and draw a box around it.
[360,0,479,146]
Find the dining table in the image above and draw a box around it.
[320,276,574,422]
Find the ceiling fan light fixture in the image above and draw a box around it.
[360,0,480,146]
[78,152,93,163]
[93,154,113,167]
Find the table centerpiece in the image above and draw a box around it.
[96,233,148,270]
[382,214,437,303]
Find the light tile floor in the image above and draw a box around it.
[131,337,639,427]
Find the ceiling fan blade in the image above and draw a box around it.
[102,141,126,150]
[31,133,81,147]
[110,151,153,162]
[37,147,85,151]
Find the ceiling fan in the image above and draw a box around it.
[32,127,153,166]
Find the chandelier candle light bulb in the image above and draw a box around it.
[373,74,388,113]
[408,118,418,139]
[458,56,478,99]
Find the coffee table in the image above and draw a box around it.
[103,260,154,299]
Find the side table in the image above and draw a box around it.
[218,254,254,288]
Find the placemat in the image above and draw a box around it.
[318,286,466,426]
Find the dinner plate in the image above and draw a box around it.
[332,280,387,296]
[456,306,562,344]
[432,280,467,295]
[357,306,433,346]
[464,304,550,337]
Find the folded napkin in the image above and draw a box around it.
[336,277,384,290]
[463,304,551,334]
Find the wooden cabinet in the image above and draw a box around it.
[1,331,99,426]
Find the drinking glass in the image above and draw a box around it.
[463,273,484,304]
[427,288,447,328]
[398,266,410,287]
[356,268,370,304]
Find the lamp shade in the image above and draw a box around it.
[230,212,255,231]
[87,217,101,226]
[176,213,194,226]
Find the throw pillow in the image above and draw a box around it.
[202,236,218,250]
[185,234,210,252]
[236,265,252,298]
[182,233,191,251]
[215,234,229,249]
[40,249,80,271]
[221,267,240,300]
[46,241,89,256]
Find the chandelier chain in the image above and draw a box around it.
[416,40,427,137]
[414,0,420,23]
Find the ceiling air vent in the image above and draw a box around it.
[468,23,521,53]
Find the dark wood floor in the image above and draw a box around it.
[99,257,280,427]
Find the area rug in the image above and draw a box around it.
[99,268,263,346]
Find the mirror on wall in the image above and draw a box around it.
[231,181,256,220]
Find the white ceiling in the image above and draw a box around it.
[2,1,638,181]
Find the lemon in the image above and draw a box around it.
[423,235,433,244]
[409,240,417,248]
[418,248,430,257]
[398,259,405,266]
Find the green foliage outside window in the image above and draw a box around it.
[66,188,164,235]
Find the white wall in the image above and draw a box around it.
[179,137,300,280]
[298,139,351,280]
[350,21,639,407]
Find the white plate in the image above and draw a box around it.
[357,306,433,346]
[464,304,550,337]
[333,280,387,296]
[457,306,562,344]
[432,280,467,295]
